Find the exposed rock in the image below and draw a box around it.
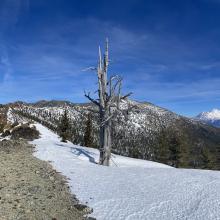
[74,204,93,215]
[1,129,10,137]
[11,124,39,140]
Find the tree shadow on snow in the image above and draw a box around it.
[55,143,97,164]
[71,147,97,164]
[56,143,65,147]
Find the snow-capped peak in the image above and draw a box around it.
[197,108,220,121]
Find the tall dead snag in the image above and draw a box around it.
[85,39,132,166]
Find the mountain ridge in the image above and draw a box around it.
[4,99,220,170]
[196,108,220,127]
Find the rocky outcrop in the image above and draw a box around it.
[2,123,40,141]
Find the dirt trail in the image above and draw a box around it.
[0,139,86,220]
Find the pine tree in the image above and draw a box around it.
[168,135,181,168]
[84,113,93,147]
[178,136,190,168]
[200,148,213,169]
[156,128,182,167]
[156,129,170,164]
[58,109,70,142]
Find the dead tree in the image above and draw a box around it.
[85,39,132,166]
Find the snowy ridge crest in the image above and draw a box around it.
[7,99,220,170]
[197,108,220,121]
[196,108,220,127]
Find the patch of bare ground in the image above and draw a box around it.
[0,139,92,220]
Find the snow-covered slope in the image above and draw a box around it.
[196,108,220,127]
[11,100,181,162]
[7,100,220,169]
[32,123,220,220]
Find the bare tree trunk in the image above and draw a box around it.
[99,106,112,165]
[85,38,132,166]
[103,120,112,166]
[99,110,105,164]
[99,112,112,166]
[97,40,111,166]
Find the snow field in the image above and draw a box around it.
[32,123,220,220]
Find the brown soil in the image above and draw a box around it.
[0,139,87,220]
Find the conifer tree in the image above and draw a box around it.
[168,135,181,167]
[58,109,70,142]
[156,130,170,164]
[199,148,213,169]
[84,113,93,147]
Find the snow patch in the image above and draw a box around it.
[197,108,220,122]
[31,123,220,220]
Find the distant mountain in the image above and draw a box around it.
[196,109,220,127]
[6,99,220,170]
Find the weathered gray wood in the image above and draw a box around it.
[85,39,132,166]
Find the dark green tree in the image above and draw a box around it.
[215,146,220,170]
[154,114,173,165]
[156,129,170,164]
[200,148,212,169]
[84,113,93,147]
[58,109,70,142]
[156,128,183,167]
[168,135,181,167]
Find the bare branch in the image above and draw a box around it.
[121,92,133,100]
[86,107,99,114]
[84,91,100,107]
[127,102,139,111]
[103,38,109,73]
[107,75,119,86]
[117,80,122,109]
[108,75,118,99]
[98,46,105,107]
[112,76,122,91]
[98,46,102,72]
[81,67,97,72]
[100,114,114,127]
[105,75,123,106]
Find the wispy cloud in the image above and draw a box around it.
[199,62,220,70]
[0,17,218,106]
[0,2,220,117]
[0,44,14,90]
[130,77,220,103]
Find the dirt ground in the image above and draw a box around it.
[0,139,88,220]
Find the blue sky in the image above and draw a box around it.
[1,0,220,116]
